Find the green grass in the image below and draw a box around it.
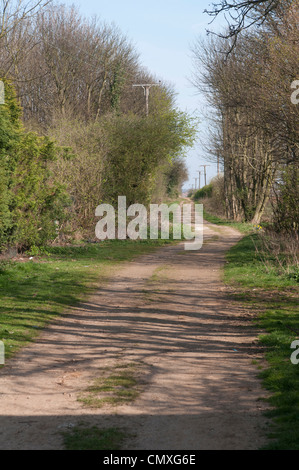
[0,238,175,364]
[63,362,142,449]
[77,362,144,408]
[224,234,298,289]
[222,231,299,449]
[179,204,299,448]
[61,425,126,450]
[203,208,254,234]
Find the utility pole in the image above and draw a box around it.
[198,171,201,190]
[132,83,161,116]
[199,165,210,187]
[194,177,197,190]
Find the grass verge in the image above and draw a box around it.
[203,208,254,234]
[222,231,299,449]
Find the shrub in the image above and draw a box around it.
[11,134,69,251]
[193,183,213,200]
[0,79,22,250]
[0,80,69,252]
[102,111,196,207]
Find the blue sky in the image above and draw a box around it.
[62,0,226,189]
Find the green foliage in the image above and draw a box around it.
[61,426,126,450]
[193,183,213,201]
[0,79,22,250]
[223,229,299,449]
[102,110,196,207]
[0,79,69,252]
[11,133,69,251]
[109,63,126,112]
[203,208,254,234]
[78,362,142,408]
[0,78,22,127]
[287,267,299,283]
[49,118,106,234]
[48,108,195,237]
[224,234,298,288]
[1,79,196,248]
[164,157,188,198]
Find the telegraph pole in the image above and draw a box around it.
[199,165,210,187]
[194,177,197,190]
[198,171,201,190]
[132,83,161,116]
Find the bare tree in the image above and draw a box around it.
[16,4,146,124]
[0,0,52,83]
[0,0,51,40]
[192,0,298,224]
[204,0,284,52]
[191,34,279,222]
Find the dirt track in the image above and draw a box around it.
[0,220,270,450]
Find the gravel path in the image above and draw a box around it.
[0,220,270,450]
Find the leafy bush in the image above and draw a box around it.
[0,79,22,250]
[0,80,69,252]
[11,134,69,251]
[102,111,196,207]
[193,183,213,200]
[48,118,105,236]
